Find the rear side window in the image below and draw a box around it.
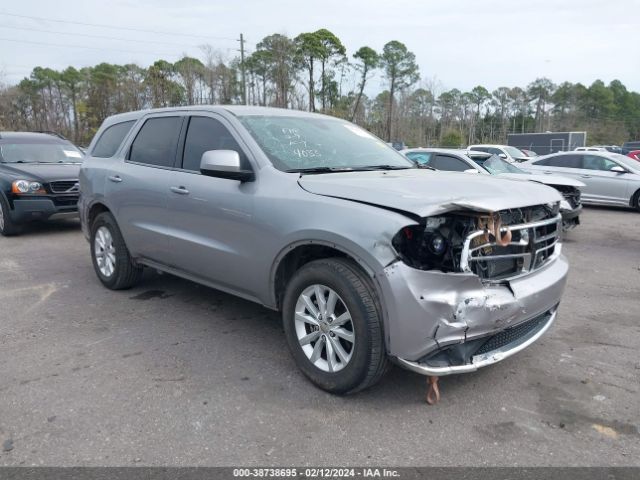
[129,117,182,167]
[430,154,470,172]
[534,154,581,168]
[92,121,135,158]
[181,116,249,171]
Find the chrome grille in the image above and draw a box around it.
[49,180,79,193]
[460,214,562,281]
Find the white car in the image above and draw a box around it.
[520,151,640,211]
[402,148,585,230]
[468,144,529,163]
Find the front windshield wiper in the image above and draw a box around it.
[351,165,412,171]
[415,164,436,171]
[286,165,413,174]
[286,166,357,174]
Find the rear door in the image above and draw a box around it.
[106,114,184,262]
[164,113,259,298]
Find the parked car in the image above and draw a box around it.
[468,144,529,162]
[0,132,84,236]
[622,141,640,155]
[402,148,584,230]
[520,149,538,157]
[520,151,640,211]
[80,106,568,395]
[574,146,622,153]
[626,150,640,161]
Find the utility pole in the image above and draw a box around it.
[238,33,247,105]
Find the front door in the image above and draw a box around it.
[164,114,259,299]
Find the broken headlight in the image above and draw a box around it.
[392,214,476,272]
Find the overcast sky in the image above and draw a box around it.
[1,0,638,94]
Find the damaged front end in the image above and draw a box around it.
[379,202,568,376]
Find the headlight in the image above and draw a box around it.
[559,199,571,210]
[12,180,45,194]
[392,214,476,272]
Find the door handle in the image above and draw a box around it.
[108,175,122,183]
[543,171,553,174]
[580,175,592,178]
[170,186,190,195]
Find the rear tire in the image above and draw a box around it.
[0,195,21,236]
[282,258,388,394]
[90,212,143,290]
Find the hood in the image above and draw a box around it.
[297,169,562,218]
[0,163,81,182]
[496,172,585,188]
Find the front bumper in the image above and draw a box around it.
[9,195,78,223]
[377,253,569,375]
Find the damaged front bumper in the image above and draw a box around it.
[377,253,568,376]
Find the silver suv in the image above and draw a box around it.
[79,106,569,395]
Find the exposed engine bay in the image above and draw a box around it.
[392,203,560,280]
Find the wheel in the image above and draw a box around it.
[633,190,640,213]
[0,195,21,236]
[282,258,388,394]
[90,212,143,290]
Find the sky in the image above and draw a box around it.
[1,0,639,95]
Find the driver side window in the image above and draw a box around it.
[581,155,617,171]
[405,152,433,166]
[181,116,249,172]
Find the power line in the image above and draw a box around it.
[0,11,248,43]
[0,24,207,48]
[0,37,185,58]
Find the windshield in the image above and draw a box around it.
[478,155,527,174]
[610,153,640,172]
[504,146,527,158]
[0,142,84,163]
[238,115,413,172]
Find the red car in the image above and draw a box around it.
[627,150,640,161]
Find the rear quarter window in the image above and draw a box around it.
[91,120,136,158]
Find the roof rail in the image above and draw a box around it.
[31,130,68,140]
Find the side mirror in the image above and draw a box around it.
[200,150,254,182]
[610,165,627,174]
[464,168,480,174]
[498,153,508,159]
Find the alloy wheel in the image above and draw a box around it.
[294,284,355,373]
[94,226,116,277]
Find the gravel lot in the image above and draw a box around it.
[0,206,638,466]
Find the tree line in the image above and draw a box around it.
[1,28,639,147]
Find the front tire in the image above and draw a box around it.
[0,195,21,236]
[282,258,388,394]
[633,190,640,213]
[90,212,143,290]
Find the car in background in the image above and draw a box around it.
[0,132,84,236]
[468,144,529,163]
[403,148,584,230]
[626,150,640,161]
[520,151,640,212]
[79,106,568,396]
[574,146,608,152]
[622,141,640,155]
[520,149,538,157]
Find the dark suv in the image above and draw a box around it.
[0,132,84,236]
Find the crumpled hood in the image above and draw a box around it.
[0,163,81,182]
[496,172,585,188]
[298,169,562,217]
